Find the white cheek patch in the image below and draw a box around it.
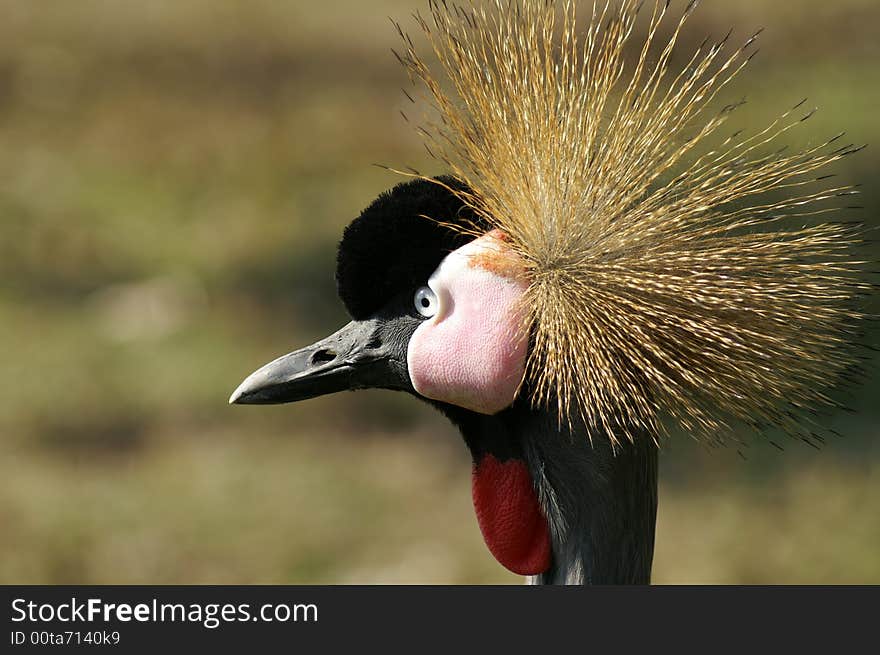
[407,233,528,414]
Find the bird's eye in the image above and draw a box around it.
[414,286,438,318]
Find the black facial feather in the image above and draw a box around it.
[336,176,485,320]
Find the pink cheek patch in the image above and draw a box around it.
[407,232,528,415]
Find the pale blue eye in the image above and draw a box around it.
[414,286,438,318]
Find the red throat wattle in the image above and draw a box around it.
[471,454,552,576]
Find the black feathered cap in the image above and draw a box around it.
[336,176,486,320]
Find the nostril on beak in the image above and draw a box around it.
[310,349,337,365]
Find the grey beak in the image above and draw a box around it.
[229,319,399,405]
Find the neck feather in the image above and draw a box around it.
[522,412,658,585]
[445,404,659,585]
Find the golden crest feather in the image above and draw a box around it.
[393,0,870,446]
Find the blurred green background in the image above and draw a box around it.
[0,0,877,584]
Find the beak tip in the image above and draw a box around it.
[228,379,250,405]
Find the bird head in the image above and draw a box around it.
[229,0,870,584]
[229,177,529,415]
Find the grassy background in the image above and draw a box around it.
[0,0,877,584]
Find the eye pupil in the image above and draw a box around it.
[421,298,430,308]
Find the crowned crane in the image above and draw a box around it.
[230,0,868,585]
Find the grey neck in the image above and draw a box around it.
[447,405,659,585]
[521,411,659,585]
